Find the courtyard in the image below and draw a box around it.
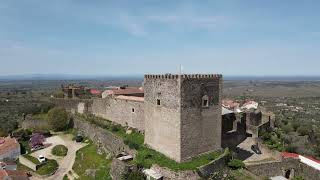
[30,134,87,180]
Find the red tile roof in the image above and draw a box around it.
[0,137,19,155]
[281,152,299,159]
[90,89,102,95]
[0,170,29,180]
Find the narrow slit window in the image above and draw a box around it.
[132,108,135,113]
[202,95,209,107]
[157,99,161,105]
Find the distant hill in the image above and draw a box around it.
[0,74,320,81]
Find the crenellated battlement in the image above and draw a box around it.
[144,74,222,80]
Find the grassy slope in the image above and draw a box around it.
[231,169,257,180]
[72,142,112,180]
[77,114,224,171]
[134,147,222,171]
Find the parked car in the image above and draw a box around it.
[251,144,262,154]
[31,145,44,152]
[37,155,46,163]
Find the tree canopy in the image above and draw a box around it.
[47,107,68,131]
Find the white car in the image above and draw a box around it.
[37,155,46,163]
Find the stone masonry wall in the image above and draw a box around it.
[180,76,222,161]
[73,117,136,156]
[144,76,182,162]
[92,97,145,131]
[110,158,136,180]
[144,74,222,162]
[51,98,93,114]
[246,158,300,178]
[150,164,201,180]
[19,155,37,171]
[21,118,49,131]
[296,163,320,180]
[197,150,230,178]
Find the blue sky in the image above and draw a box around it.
[0,0,320,76]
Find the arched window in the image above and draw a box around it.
[202,95,209,107]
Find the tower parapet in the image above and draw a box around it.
[144,74,222,80]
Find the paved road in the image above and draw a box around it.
[30,134,87,180]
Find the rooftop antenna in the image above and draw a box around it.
[179,64,183,75]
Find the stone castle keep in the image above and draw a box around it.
[55,74,223,162]
[144,74,222,162]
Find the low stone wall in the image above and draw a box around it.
[21,117,49,130]
[110,158,136,180]
[296,163,320,180]
[73,116,136,156]
[19,155,37,171]
[197,150,230,178]
[246,158,299,178]
[150,164,201,180]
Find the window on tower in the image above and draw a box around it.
[202,95,209,107]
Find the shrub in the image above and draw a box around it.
[293,176,304,180]
[123,171,146,180]
[111,124,121,132]
[286,144,298,153]
[63,174,69,180]
[297,126,310,136]
[124,139,140,150]
[48,107,68,131]
[282,124,294,134]
[0,128,8,137]
[227,159,245,170]
[52,145,68,156]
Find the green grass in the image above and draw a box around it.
[36,159,59,176]
[32,113,49,120]
[230,169,257,180]
[77,114,223,171]
[63,174,70,180]
[22,154,40,164]
[18,159,59,176]
[134,147,222,171]
[52,145,68,156]
[72,142,112,180]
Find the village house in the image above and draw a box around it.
[0,170,29,180]
[0,137,20,161]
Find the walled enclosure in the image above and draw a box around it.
[144,74,222,162]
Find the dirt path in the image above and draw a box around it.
[30,134,87,180]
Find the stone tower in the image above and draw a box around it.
[144,74,222,162]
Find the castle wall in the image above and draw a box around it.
[51,98,93,114]
[180,76,222,161]
[73,116,136,156]
[144,76,182,162]
[92,97,145,131]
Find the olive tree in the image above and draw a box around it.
[47,107,68,131]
